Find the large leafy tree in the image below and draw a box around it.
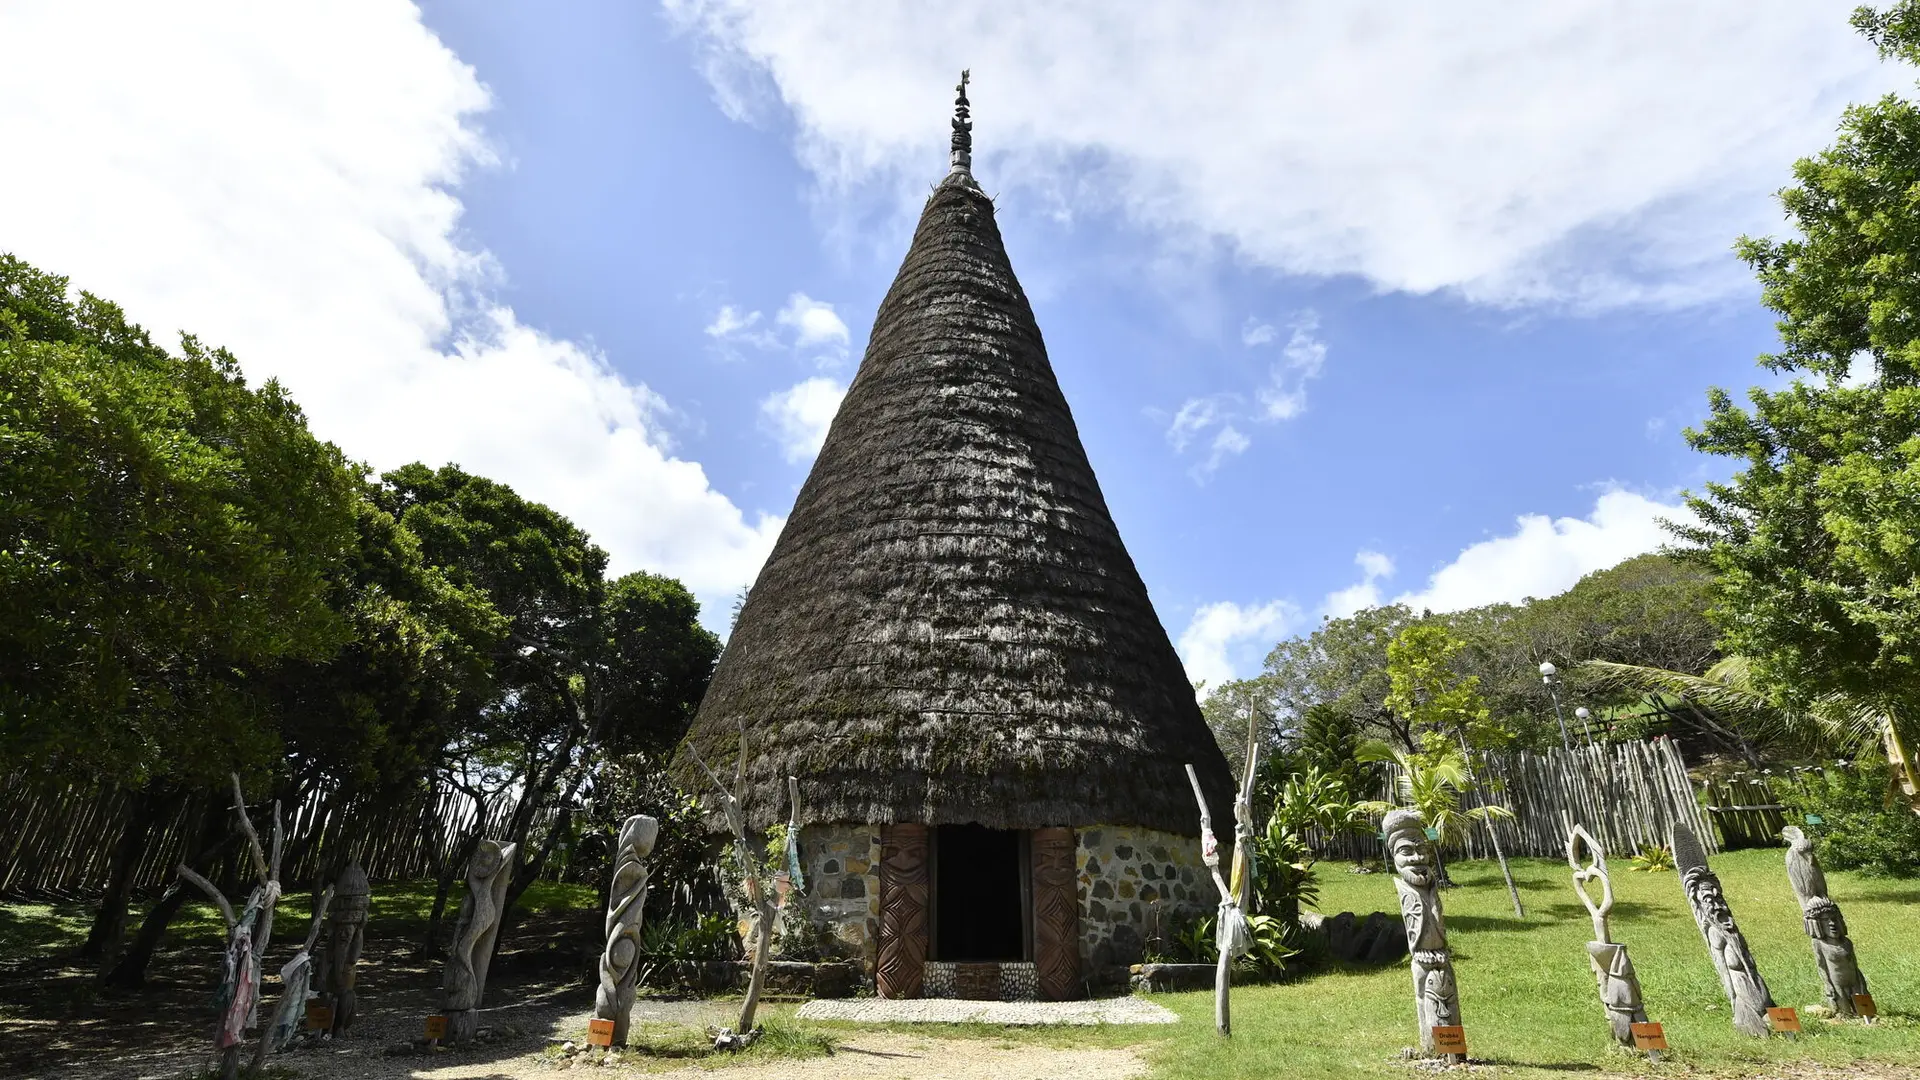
[1,254,363,967]
[378,464,721,921]
[1675,3,1920,804]
[0,254,360,786]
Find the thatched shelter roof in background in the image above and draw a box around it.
[674,152,1233,834]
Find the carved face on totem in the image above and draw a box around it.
[1804,898,1847,942]
[1686,872,1737,935]
[1385,813,1435,890]
[1420,964,1459,1023]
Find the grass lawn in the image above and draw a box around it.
[1124,848,1918,1078]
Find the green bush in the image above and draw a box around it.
[1775,760,1920,878]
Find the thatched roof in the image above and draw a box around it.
[674,152,1233,835]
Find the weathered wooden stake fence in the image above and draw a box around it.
[1307,737,1719,863]
[0,774,529,899]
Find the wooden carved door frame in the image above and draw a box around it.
[876,823,929,999]
[1031,826,1081,1000]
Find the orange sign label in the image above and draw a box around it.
[304,1002,334,1031]
[1629,1022,1667,1050]
[1430,1025,1469,1056]
[1853,993,1877,1019]
[423,1015,448,1041]
[1767,1006,1802,1034]
[586,1019,616,1047]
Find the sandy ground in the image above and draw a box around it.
[36,994,1151,1080]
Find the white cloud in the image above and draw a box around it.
[666,0,1901,308]
[1323,549,1397,618]
[0,0,781,628]
[1394,489,1697,613]
[1239,317,1276,347]
[1193,424,1250,482]
[706,304,764,339]
[1177,599,1299,693]
[760,376,848,462]
[1256,311,1327,422]
[1162,309,1326,475]
[777,292,851,351]
[1165,395,1228,453]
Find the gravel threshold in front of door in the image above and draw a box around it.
[795,998,1179,1025]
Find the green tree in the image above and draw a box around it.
[1673,3,1920,806]
[378,464,721,922]
[1385,624,1499,748]
[0,255,360,788]
[1,254,366,967]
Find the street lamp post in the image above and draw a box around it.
[1574,706,1596,748]
[1540,661,1573,752]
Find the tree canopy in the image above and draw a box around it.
[1,254,361,789]
[1672,2,1920,795]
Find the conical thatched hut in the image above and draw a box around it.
[674,75,1233,1002]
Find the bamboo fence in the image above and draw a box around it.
[0,773,527,899]
[1306,736,1720,863]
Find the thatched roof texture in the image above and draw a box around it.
[676,152,1232,834]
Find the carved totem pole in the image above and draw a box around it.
[320,861,370,1034]
[593,814,659,1045]
[1385,808,1464,1059]
[1566,825,1649,1046]
[1783,826,1871,1017]
[442,839,517,1044]
[1671,823,1773,1036]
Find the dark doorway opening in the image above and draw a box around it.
[933,824,1027,962]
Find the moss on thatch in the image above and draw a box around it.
[673,170,1233,833]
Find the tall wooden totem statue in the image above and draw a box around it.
[594,815,659,1044]
[442,839,517,1044]
[1671,823,1773,1037]
[320,861,370,1034]
[1384,809,1463,1059]
[1783,826,1871,1017]
[1566,825,1648,1046]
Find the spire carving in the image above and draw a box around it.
[950,69,972,175]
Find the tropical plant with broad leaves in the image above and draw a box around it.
[1629,842,1674,873]
[1355,737,1514,885]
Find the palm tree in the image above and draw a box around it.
[1584,657,1919,816]
[1355,739,1514,886]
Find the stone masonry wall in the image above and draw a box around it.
[795,823,882,967]
[1076,826,1207,970]
[785,823,1209,984]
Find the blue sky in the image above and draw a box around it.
[1,1,1905,687]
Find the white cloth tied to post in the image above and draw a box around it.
[1216,900,1252,958]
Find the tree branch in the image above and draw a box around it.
[175,865,235,929]
[230,774,269,885]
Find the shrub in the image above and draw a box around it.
[1775,759,1920,878]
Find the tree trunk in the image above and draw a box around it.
[103,800,228,991]
[80,785,160,968]
[424,830,483,959]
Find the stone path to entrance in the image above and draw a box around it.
[795,997,1179,1025]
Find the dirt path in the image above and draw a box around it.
[380,1034,1147,1080]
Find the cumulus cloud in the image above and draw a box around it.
[0,0,781,627]
[1395,489,1696,613]
[1177,599,1299,693]
[1323,549,1396,618]
[777,292,851,351]
[665,0,1900,308]
[706,304,769,342]
[760,376,848,462]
